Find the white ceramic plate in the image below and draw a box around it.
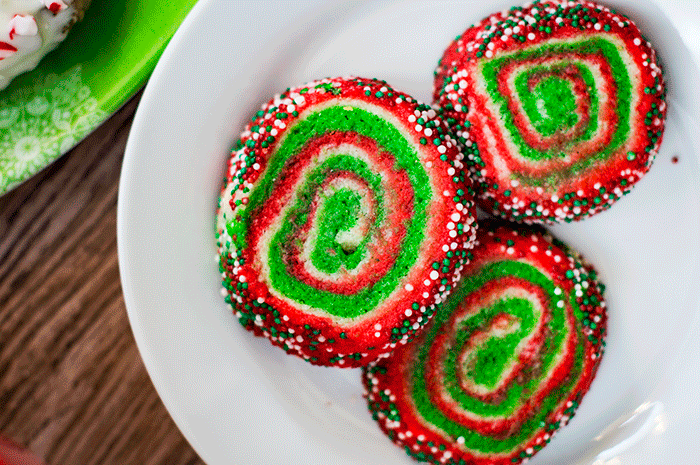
[117,1,700,463]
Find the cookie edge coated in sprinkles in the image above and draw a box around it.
[433,0,667,224]
[216,76,479,368]
[362,221,607,464]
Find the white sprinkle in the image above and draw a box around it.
[405,309,412,317]
[375,323,382,330]
[430,270,439,280]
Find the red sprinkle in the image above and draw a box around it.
[48,2,63,14]
[9,15,17,40]
[0,42,18,54]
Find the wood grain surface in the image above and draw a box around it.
[0,94,205,465]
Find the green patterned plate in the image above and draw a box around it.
[0,0,198,196]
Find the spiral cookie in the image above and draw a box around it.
[216,76,478,368]
[434,0,666,223]
[363,221,606,464]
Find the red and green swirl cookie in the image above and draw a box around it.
[434,0,666,223]
[362,221,606,464]
[216,76,478,368]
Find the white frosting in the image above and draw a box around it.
[0,0,76,90]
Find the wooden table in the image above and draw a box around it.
[0,93,205,465]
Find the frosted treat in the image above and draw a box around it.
[216,76,478,368]
[0,0,90,90]
[434,0,666,223]
[363,221,607,464]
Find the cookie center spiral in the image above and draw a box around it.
[477,35,633,178]
[238,103,433,319]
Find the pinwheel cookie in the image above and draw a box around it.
[216,76,478,367]
[363,221,606,464]
[434,0,666,223]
